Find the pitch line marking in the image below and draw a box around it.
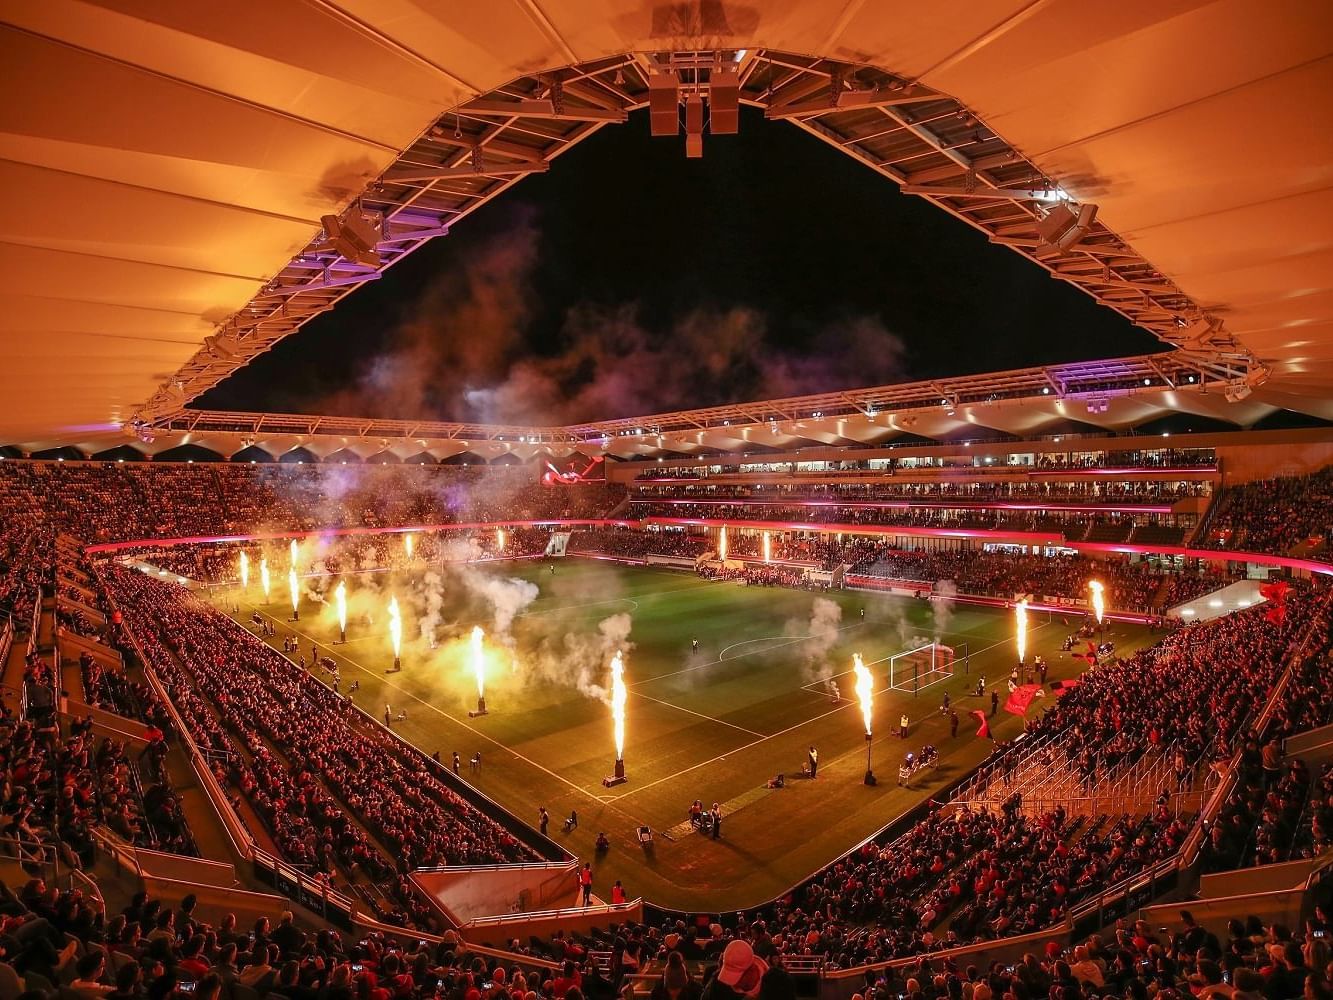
[633,622,867,688]
[629,690,766,739]
[243,604,639,818]
[518,597,639,618]
[613,621,1058,802]
[718,635,819,659]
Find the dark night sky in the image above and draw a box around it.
[201,106,1161,423]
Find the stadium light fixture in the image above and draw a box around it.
[1036,201,1098,255]
[203,333,239,361]
[314,205,383,267]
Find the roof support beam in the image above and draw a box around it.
[461,98,627,122]
[765,83,940,118]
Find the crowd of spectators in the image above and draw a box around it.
[697,563,812,588]
[103,564,537,930]
[0,884,633,1000]
[128,527,554,587]
[1200,467,1333,555]
[0,669,192,867]
[632,479,1209,507]
[1200,634,1333,872]
[520,902,1333,1000]
[569,529,711,561]
[635,447,1217,481]
[0,461,625,546]
[630,498,1188,546]
[0,526,48,631]
[853,548,1230,614]
[10,873,1333,1000]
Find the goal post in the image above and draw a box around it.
[888,641,968,695]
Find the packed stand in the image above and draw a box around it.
[0,884,646,1000]
[103,564,538,931]
[569,528,710,561]
[0,461,625,545]
[127,527,553,587]
[855,548,1230,614]
[1200,465,1333,555]
[1201,629,1333,871]
[630,497,1180,541]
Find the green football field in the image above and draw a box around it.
[215,559,1154,912]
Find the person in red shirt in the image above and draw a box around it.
[610,880,626,905]
[579,863,593,906]
[549,960,582,999]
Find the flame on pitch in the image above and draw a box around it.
[610,650,627,761]
[260,558,270,599]
[405,533,414,558]
[1015,599,1029,663]
[240,551,249,589]
[288,567,299,612]
[719,525,728,561]
[1088,579,1105,624]
[496,527,506,551]
[388,596,402,658]
[289,538,298,569]
[852,652,874,736]
[763,531,771,563]
[335,580,347,634]
[470,625,486,699]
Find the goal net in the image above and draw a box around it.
[889,641,957,695]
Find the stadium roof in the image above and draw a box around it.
[2,1,1331,454]
[49,351,1331,461]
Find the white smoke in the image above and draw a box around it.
[454,565,539,645]
[418,571,446,646]
[523,611,634,703]
[933,579,957,639]
[791,597,843,684]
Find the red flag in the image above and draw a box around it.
[1048,679,1080,697]
[1261,580,1290,625]
[1004,684,1044,716]
[1260,580,1291,603]
[970,709,991,739]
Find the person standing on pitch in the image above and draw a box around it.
[899,713,909,739]
[452,751,461,775]
[691,637,699,653]
[990,690,1000,716]
[579,863,593,906]
[950,709,959,739]
[539,807,549,837]
[711,802,722,840]
[807,746,819,778]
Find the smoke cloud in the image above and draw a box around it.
[457,567,540,643]
[315,217,907,425]
[933,579,957,639]
[523,611,635,703]
[792,597,843,685]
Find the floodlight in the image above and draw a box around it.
[1036,201,1098,254]
[316,207,383,267]
[203,334,239,361]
